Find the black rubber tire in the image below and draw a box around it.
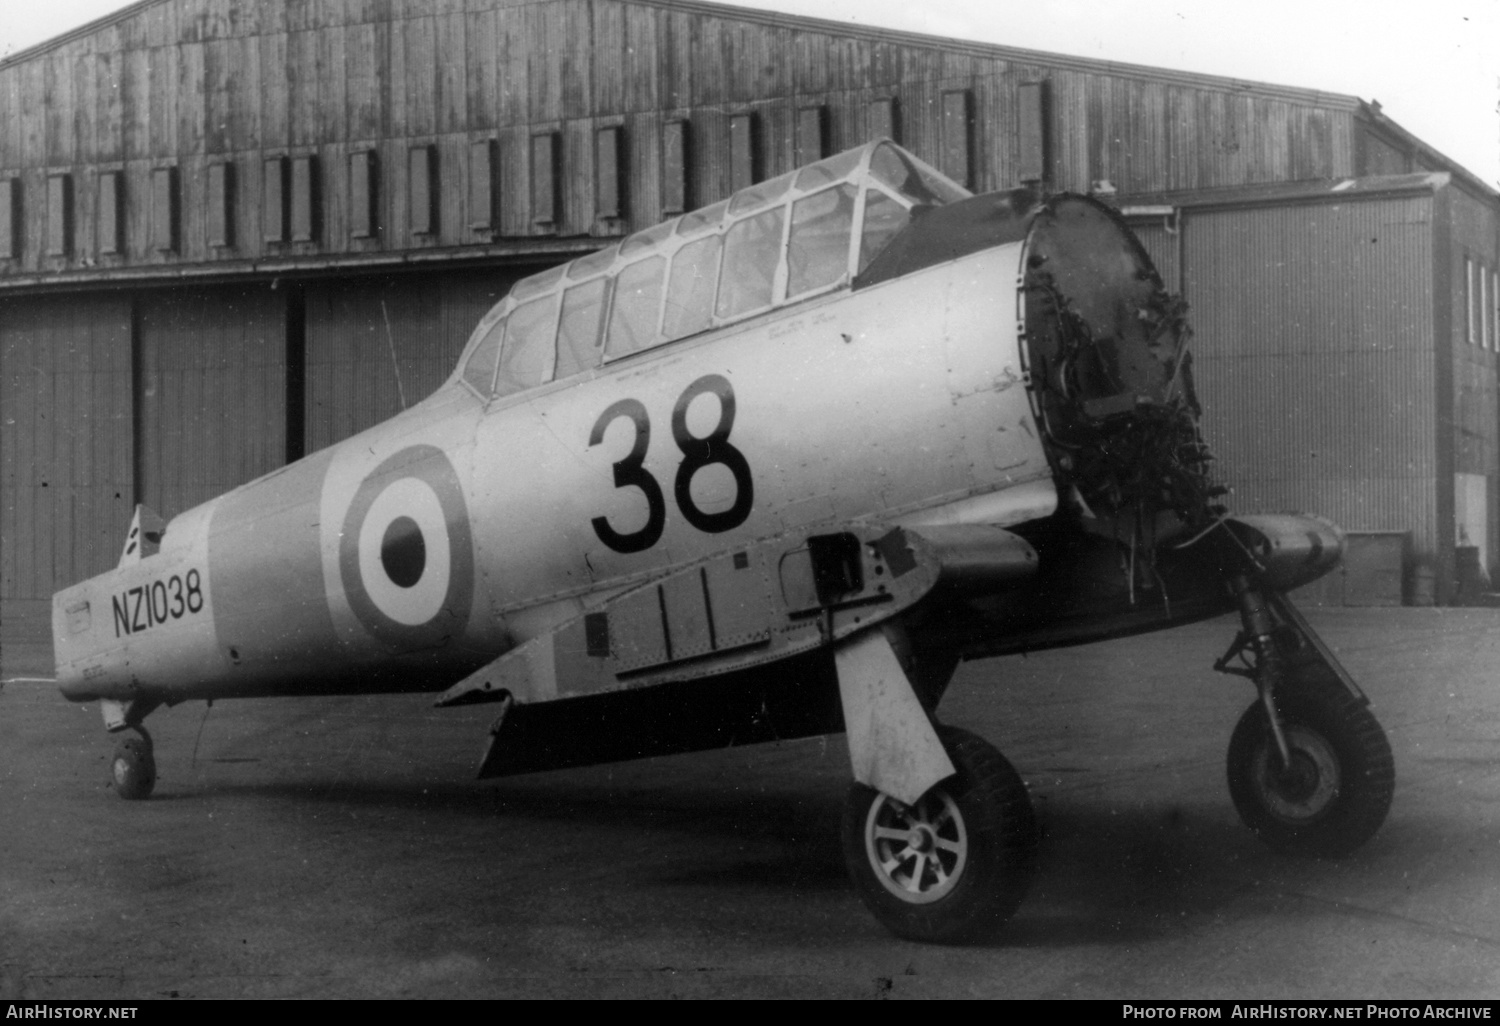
[112,737,156,800]
[842,726,1037,944]
[1226,671,1393,857]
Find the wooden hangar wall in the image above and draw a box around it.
[0,0,1491,620]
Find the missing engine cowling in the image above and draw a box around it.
[1022,195,1225,534]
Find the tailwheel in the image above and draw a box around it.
[842,726,1037,943]
[1227,672,1393,857]
[111,730,156,801]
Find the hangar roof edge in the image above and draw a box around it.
[0,0,1363,115]
[1119,171,1456,213]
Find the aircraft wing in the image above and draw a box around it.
[436,523,1038,709]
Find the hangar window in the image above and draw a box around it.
[469,139,497,231]
[1482,263,1492,351]
[557,277,610,378]
[796,106,828,166]
[531,132,560,228]
[606,256,667,359]
[409,145,437,236]
[48,173,74,257]
[263,156,289,242]
[350,150,378,240]
[940,90,974,189]
[786,183,856,298]
[0,178,19,259]
[716,205,786,319]
[1492,269,1499,352]
[596,126,624,221]
[150,168,176,253]
[1467,257,1476,345]
[663,119,689,216]
[207,163,234,249]
[729,114,758,193]
[1017,81,1050,185]
[290,156,318,243]
[495,294,559,397]
[98,172,123,255]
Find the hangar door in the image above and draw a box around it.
[0,294,134,606]
[1182,194,1437,556]
[137,286,288,521]
[302,269,527,454]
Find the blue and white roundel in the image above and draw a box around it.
[339,445,474,649]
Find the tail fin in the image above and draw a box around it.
[118,505,166,567]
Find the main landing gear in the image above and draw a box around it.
[1218,581,1394,856]
[842,726,1038,944]
[839,582,1392,944]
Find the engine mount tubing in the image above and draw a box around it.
[1231,575,1293,770]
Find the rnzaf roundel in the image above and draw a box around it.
[338,445,474,650]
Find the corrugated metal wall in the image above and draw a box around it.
[0,293,133,603]
[303,269,518,453]
[138,284,286,519]
[1185,194,1439,556]
[1444,185,1500,575]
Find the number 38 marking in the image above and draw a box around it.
[589,374,754,554]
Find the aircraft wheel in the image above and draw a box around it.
[1226,675,1393,857]
[842,726,1037,943]
[111,737,156,801]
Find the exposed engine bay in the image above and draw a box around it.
[1021,195,1224,534]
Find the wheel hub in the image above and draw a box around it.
[1256,725,1341,823]
[1271,751,1321,803]
[863,789,968,905]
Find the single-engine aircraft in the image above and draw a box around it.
[53,140,1394,943]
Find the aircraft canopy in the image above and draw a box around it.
[457,141,971,399]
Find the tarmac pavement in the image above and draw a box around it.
[2,607,1498,999]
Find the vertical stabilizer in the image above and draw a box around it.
[117,505,166,567]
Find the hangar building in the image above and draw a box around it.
[2,0,1498,635]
